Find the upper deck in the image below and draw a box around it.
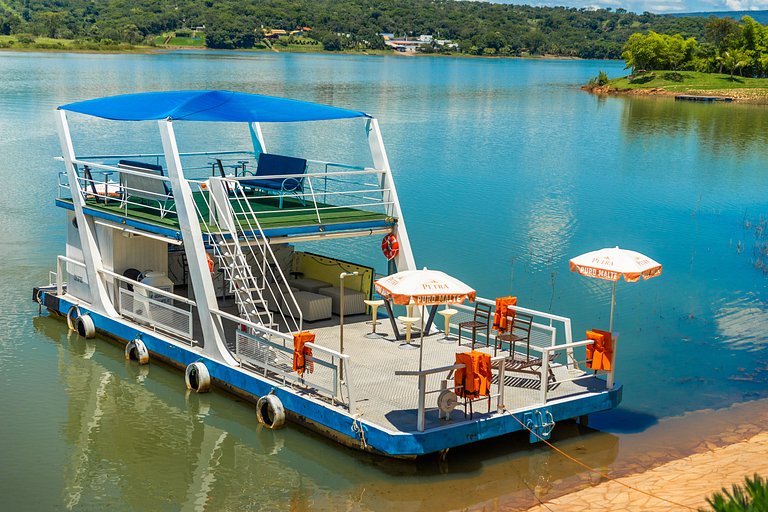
[56,152,397,242]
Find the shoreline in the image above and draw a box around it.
[0,44,586,61]
[452,398,768,511]
[583,83,768,105]
[524,430,768,511]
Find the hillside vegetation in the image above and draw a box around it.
[0,0,708,57]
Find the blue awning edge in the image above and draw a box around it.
[59,90,371,122]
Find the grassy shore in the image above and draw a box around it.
[0,35,149,52]
[586,70,768,103]
[0,34,584,60]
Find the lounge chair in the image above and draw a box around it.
[117,160,174,218]
[239,153,308,208]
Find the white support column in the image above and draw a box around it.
[607,334,618,389]
[249,122,267,154]
[56,110,117,316]
[366,118,416,272]
[540,349,550,404]
[417,373,426,432]
[158,120,237,366]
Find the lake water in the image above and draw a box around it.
[1,51,767,510]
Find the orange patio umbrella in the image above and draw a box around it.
[375,269,476,370]
[569,246,662,333]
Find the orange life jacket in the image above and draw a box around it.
[586,329,613,371]
[455,350,492,398]
[292,331,315,375]
[493,296,517,332]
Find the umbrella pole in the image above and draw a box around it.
[419,305,425,371]
[609,281,616,333]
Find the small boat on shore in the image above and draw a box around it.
[33,90,621,458]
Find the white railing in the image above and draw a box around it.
[117,288,194,340]
[100,268,196,343]
[395,354,513,432]
[532,336,619,403]
[56,254,84,296]
[450,297,577,367]
[210,308,356,413]
[231,167,392,222]
[54,255,197,343]
[56,153,395,227]
[437,296,617,406]
[190,179,299,332]
[57,159,176,220]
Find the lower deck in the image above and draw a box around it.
[37,286,621,456]
[308,319,607,432]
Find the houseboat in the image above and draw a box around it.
[33,90,621,458]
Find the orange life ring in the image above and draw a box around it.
[206,253,214,273]
[381,233,400,261]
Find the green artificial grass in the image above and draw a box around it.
[65,191,391,234]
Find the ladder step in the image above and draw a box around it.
[241,298,267,305]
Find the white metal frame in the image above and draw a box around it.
[158,120,236,366]
[366,118,416,272]
[55,110,118,317]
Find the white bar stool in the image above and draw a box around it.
[397,316,421,349]
[364,299,385,338]
[437,307,458,344]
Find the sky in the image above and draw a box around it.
[492,0,768,14]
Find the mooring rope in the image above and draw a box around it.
[510,414,698,511]
[351,414,368,450]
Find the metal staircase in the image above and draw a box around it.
[197,178,302,333]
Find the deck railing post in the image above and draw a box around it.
[607,334,618,389]
[417,373,426,432]
[540,349,550,404]
[497,357,506,412]
[343,356,356,415]
[56,256,63,296]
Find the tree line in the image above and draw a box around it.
[0,0,713,57]
[622,16,768,77]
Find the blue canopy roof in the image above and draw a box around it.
[59,90,371,122]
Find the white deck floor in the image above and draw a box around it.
[305,317,607,432]
[200,293,608,434]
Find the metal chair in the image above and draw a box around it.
[494,312,557,384]
[458,302,492,349]
[494,312,534,358]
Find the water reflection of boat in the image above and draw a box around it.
[34,314,620,510]
[34,90,621,459]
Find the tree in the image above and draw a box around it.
[718,49,748,78]
[0,12,23,36]
[740,16,766,76]
[622,31,697,72]
[622,32,662,71]
[205,14,257,49]
[667,34,697,71]
[121,24,142,45]
[705,17,740,54]
[34,11,67,38]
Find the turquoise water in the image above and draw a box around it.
[1,51,768,509]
